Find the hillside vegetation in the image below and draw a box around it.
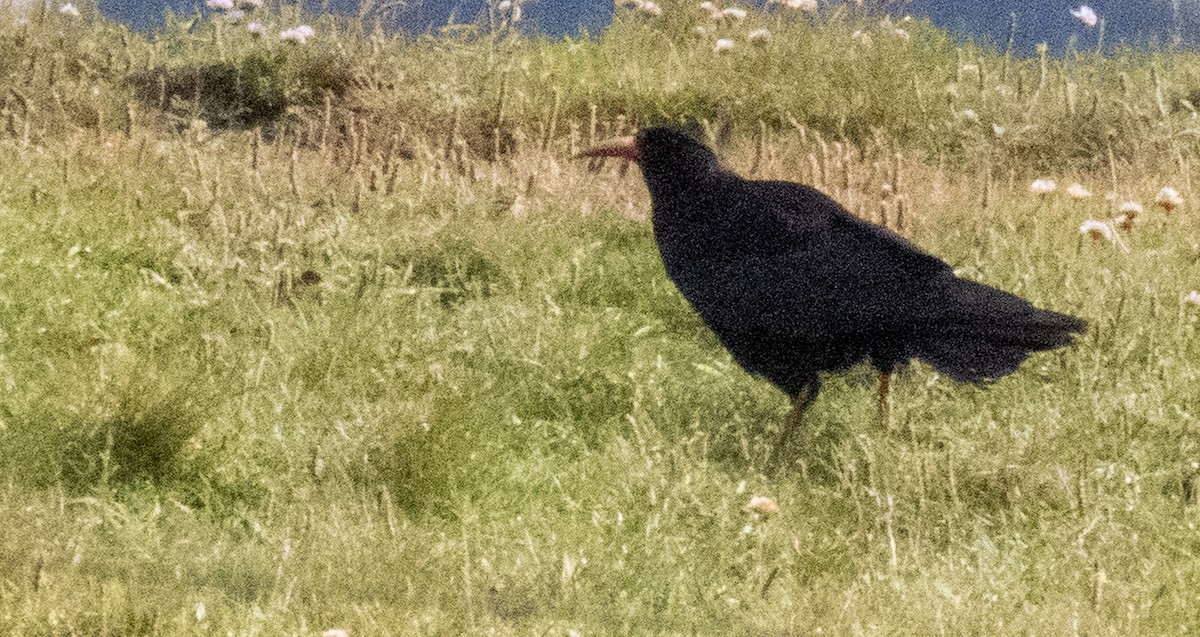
[1,1,1200,634]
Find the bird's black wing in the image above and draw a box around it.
[685,179,958,342]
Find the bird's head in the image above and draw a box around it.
[575,126,722,201]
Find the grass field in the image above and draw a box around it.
[2,1,1200,634]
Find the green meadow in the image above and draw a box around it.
[1,1,1200,633]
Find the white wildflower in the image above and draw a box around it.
[1071,5,1098,27]
[892,27,911,41]
[1079,219,1115,242]
[746,495,780,515]
[1118,200,1144,215]
[959,109,979,123]
[225,9,244,22]
[205,0,234,10]
[279,24,315,44]
[247,21,266,36]
[991,123,1006,137]
[748,28,771,45]
[1185,291,1200,307]
[721,7,747,19]
[195,602,206,621]
[639,1,662,16]
[59,3,80,16]
[698,1,722,19]
[1065,183,1092,199]
[497,0,511,10]
[713,38,735,53]
[322,630,349,637]
[1115,199,1141,232]
[1155,186,1184,212]
[1029,179,1057,195]
[851,30,871,44]
[772,0,817,10]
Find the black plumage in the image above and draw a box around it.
[580,127,1085,444]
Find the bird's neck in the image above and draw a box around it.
[644,165,726,212]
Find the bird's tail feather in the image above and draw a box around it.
[914,281,1086,384]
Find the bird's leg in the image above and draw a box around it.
[772,382,818,469]
[877,371,891,429]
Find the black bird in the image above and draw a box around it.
[578,126,1086,455]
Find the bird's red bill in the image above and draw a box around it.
[575,135,639,162]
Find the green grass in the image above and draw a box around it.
[2,2,1200,635]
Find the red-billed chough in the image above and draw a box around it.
[578,126,1086,455]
